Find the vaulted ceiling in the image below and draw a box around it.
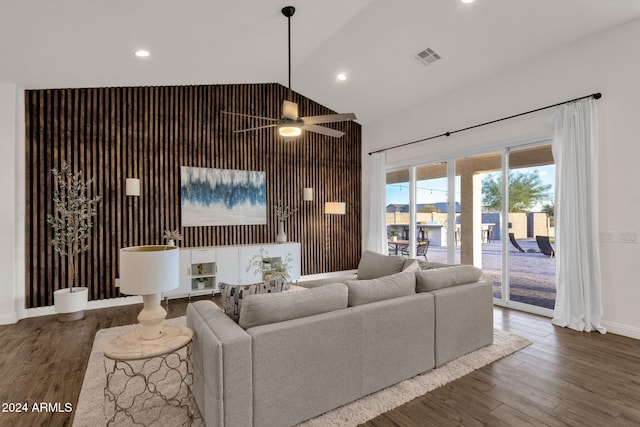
[2,0,640,124]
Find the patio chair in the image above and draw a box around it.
[402,240,429,260]
[509,233,538,253]
[536,235,556,257]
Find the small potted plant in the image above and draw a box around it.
[164,229,182,246]
[390,228,398,242]
[246,247,293,290]
[47,161,100,321]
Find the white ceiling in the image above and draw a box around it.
[2,0,640,124]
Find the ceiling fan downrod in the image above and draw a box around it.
[282,6,295,91]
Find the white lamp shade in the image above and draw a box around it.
[303,188,313,201]
[325,202,346,215]
[126,178,140,196]
[119,245,179,295]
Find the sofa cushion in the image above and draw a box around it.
[219,280,286,323]
[238,283,348,329]
[357,250,406,280]
[345,272,416,306]
[415,265,483,292]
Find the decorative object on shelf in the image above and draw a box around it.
[163,229,182,246]
[273,199,297,243]
[276,221,287,243]
[246,247,294,289]
[125,178,140,196]
[181,166,266,226]
[119,245,179,340]
[47,161,101,321]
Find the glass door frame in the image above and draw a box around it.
[495,144,554,317]
[385,136,555,318]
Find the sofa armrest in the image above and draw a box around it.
[187,301,252,427]
[430,280,494,367]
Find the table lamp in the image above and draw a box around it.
[119,245,179,340]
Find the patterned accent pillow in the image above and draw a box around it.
[218,280,286,323]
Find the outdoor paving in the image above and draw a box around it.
[424,239,556,310]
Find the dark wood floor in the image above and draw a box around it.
[1,298,639,427]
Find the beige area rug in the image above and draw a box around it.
[74,317,531,427]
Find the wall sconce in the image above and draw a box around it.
[325,202,346,215]
[303,188,314,202]
[126,178,140,196]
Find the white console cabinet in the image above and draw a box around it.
[163,242,301,299]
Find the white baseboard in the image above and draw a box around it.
[602,320,640,340]
[0,313,17,325]
[1,295,144,324]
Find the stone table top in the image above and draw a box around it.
[104,325,193,361]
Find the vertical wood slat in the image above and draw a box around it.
[24,83,362,308]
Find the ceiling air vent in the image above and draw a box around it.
[415,48,441,66]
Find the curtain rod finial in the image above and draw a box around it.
[593,93,602,100]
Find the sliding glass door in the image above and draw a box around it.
[506,145,556,311]
[455,152,504,299]
[385,142,556,316]
[386,168,410,257]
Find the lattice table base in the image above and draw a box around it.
[103,328,199,426]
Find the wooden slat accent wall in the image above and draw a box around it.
[24,83,362,308]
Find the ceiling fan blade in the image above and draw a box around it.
[234,124,278,133]
[282,100,299,120]
[222,111,279,121]
[301,113,357,125]
[301,124,345,138]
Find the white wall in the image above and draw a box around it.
[0,83,23,324]
[363,19,640,339]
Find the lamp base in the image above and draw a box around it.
[138,293,168,340]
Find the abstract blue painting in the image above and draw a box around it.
[181,167,267,226]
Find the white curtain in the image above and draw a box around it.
[367,152,387,253]
[551,97,606,333]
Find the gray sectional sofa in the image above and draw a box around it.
[186,251,493,427]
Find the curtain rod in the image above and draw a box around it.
[368,92,602,156]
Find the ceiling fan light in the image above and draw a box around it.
[278,124,302,137]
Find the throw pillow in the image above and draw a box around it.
[418,260,453,270]
[219,280,285,323]
[357,250,406,280]
[415,265,482,292]
[402,259,420,273]
[345,272,416,306]
[239,283,348,329]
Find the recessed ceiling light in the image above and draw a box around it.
[337,73,347,81]
[462,0,475,3]
[135,50,150,58]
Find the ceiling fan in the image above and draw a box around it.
[222,6,357,138]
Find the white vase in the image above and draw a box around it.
[168,239,176,246]
[276,221,287,243]
[54,287,89,321]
